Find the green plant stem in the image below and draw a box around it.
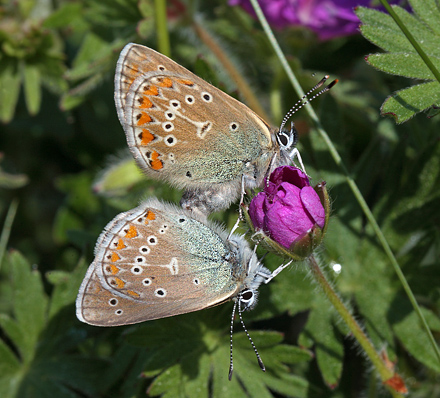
[0,199,18,270]
[248,0,440,364]
[379,0,440,85]
[192,21,271,123]
[154,0,170,57]
[308,256,404,397]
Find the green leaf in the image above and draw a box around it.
[42,3,83,28]
[67,34,112,80]
[391,6,440,55]
[299,296,343,389]
[410,0,440,35]
[354,263,396,354]
[0,252,127,397]
[22,63,42,115]
[267,263,315,316]
[0,365,21,398]
[8,251,48,363]
[59,94,86,111]
[358,8,414,53]
[128,311,313,397]
[0,314,27,362]
[366,53,440,80]
[46,258,88,319]
[0,61,21,123]
[92,156,145,197]
[381,81,440,123]
[356,5,440,123]
[0,339,21,387]
[392,301,440,373]
[137,0,155,40]
[358,7,439,54]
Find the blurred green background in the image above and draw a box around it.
[1,0,439,397]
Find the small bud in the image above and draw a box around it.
[247,166,329,259]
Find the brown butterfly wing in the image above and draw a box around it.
[115,44,202,125]
[76,199,243,326]
[115,44,275,190]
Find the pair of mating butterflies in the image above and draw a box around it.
[76,43,334,374]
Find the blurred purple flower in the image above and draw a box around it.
[229,0,407,40]
[248,166,329,257]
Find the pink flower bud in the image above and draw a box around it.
[248,166,329,258]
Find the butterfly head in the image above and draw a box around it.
[235,253,270,311]
[275,123,298,152]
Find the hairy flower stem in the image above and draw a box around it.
[307,255,405,397]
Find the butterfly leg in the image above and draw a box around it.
[227,175,247,239]
[289,147,307,175]
[257,260,293,284]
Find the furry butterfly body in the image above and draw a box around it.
[114,43,296,215]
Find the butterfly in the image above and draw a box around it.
[76,198,289,378]
[76,198,291,376]
[114,43,319,216]
[76,198,273,327]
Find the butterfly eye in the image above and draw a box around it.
[239,288,257,311]
[241,289,253,301]
[276,125,298,150]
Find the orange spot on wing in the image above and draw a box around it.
[178,79,194,86]
[158,77,173,88]
[150,151,163,170]
[114,278,125,289]
[127,290,140,298]
[137,112,152,125]
[125,225,138,238]
[140,129,155,145]
[139,96,153,109]
[116,238,126,250]
[146,210,156,221]
[111,252,121,262]
[109,263,119,274]
[144,85,158,96]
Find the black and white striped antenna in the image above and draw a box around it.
[279,75,338,133]
[228,293,265,380]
